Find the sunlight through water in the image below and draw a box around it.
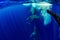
[23,2,52,25]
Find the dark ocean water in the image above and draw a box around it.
[0,2,59,40]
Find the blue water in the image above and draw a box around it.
[0,2,59,40]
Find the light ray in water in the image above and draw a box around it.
[41,9,51,25]
[23,2,52,25]
[39,2,52,25]
[31,2,52,25]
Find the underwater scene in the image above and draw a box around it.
[0,0,59,40]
